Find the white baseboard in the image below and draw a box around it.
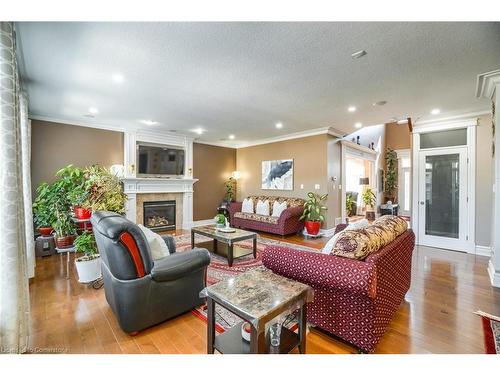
[475,245,492,257]
[487,260,500,288]
[186,219,214,229]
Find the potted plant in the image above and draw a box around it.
[384,148,398,203]
[82,165,127,214]
[300,192,328,235]
[33,182,58,235]
[53,207,77,248]
[214,213,227,228]
[346,193,355,217]
[362,188,377,221]
[74,231,101,283]
[223,177,235,203]
[56,164,91,219]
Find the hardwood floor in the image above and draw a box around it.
[28,231,500,354]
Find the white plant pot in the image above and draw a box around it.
[75,255,101,283]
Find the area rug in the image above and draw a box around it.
[174,233,317,332]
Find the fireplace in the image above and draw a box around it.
[143,200,176,231]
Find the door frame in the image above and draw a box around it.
[417,147,469,251]
[411,118,477,253]
[340,141,378,224]
[395,149,411,216]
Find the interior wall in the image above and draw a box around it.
[236,134,328,200]
[476,114,493,247]
[236,134,340,227]
[31,120,124,195]
[193,143,236,221]
[385,122,412,150]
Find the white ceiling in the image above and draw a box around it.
[16,22,500,146]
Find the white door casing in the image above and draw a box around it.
[417,147,469,251]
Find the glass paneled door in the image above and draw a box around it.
[418,147,469,251]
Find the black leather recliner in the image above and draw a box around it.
[91,211,211,334]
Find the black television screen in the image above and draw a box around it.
[137,144,185,176]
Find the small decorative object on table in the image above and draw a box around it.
[214,213,226,228]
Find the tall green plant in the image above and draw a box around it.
[33,182,59,228]
[300,192,328,222]
[385,148,398,198]
[346,194,355,216]
[82,165,127,214]
[362,188,376,208]
[224,177,235,202]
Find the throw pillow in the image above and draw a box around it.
[272,200,288,217]
[242,198,254,213]
[346,218,370,230]
[330,229,375,260]
[256,199,270,216]
[321,219,369,254]
[137,224,170,260]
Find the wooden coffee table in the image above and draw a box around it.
[200,266,314,354]
[190,225,257,267]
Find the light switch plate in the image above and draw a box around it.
[300,184,304,189]
[314,184,320,190]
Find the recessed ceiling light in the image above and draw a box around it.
[88,107,98,114]
[355,122,363,129]
[191,128,204,135]
[275,122,283,129]
[351,50,367,59]
[348,106,356,113]
[228,134,235,140]
[112,73,125,83]
[431,108,441,115]
[139,120,159,126]
[373,101,387,106]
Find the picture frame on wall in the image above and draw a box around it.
[261,159,294,190]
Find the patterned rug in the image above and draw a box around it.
[174,233,316,332]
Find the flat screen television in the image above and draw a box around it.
[137,142,185,177]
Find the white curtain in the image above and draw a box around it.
[0,21,30,354]
[20,93,35,278]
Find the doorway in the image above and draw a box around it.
[417,147,468,251]
[412,122,476,253]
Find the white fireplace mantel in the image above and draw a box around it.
[122,177,199,229]
[121,128,198,229]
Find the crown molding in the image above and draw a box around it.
[476,68,500,99]
[29,114,196,141]
[193,139,238,149]
[234,126,345,149]
[29,114,127,133]
[413,110,489,127]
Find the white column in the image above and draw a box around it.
[124,131,137,178]
[477,69,500,287]
[125,192,137,223]
[183,191,194,229]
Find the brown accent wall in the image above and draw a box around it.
[31,120,124,194]
[235,134,341,227]
[193,143,236,221]
[385,122,411,150]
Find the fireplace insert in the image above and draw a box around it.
[143,200,176,231]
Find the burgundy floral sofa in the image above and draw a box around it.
[262,222,415,353]
[229,196,305,236]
